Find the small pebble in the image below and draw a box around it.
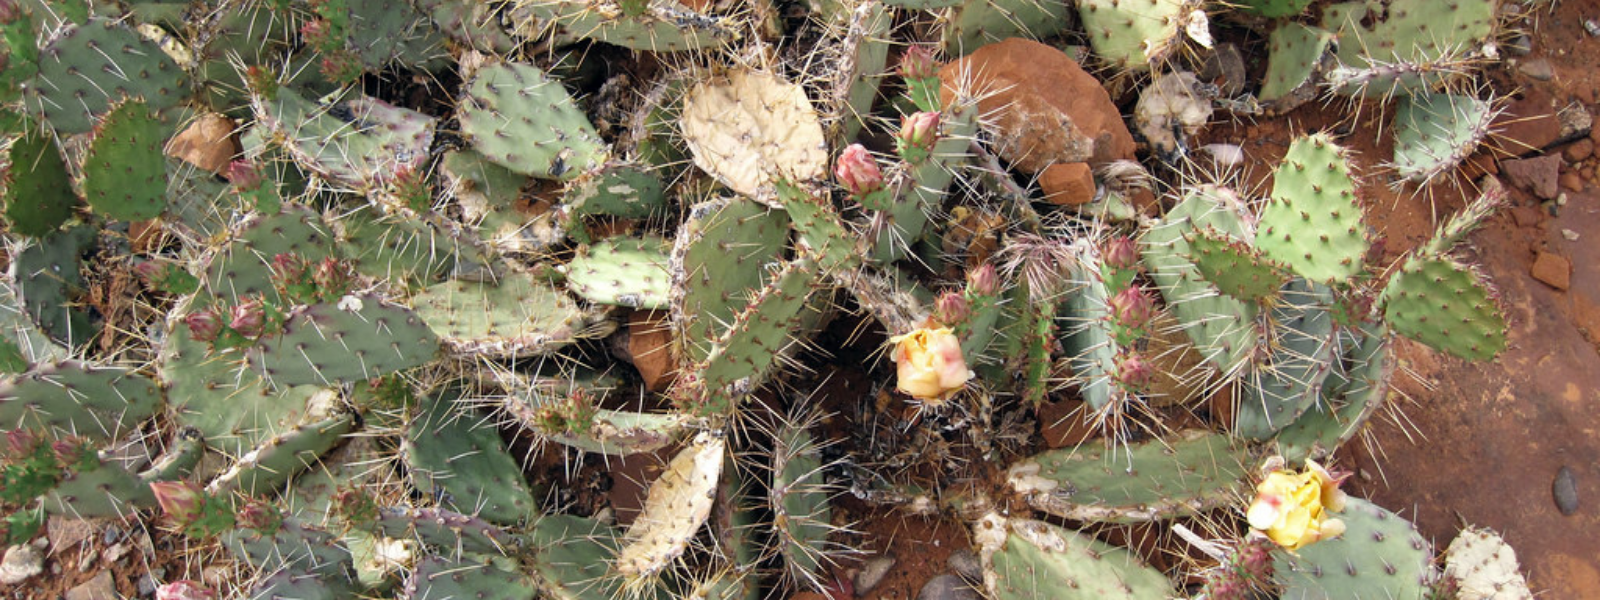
[1555,466,1580,515]
[918,575,981,600]
[1506,35,1534,56]
[1518,58,1554,82]
[0,542,45,585]
[854,555,896,596]
[1586,19,1600,37]
[946,549,982,581]
[1563,229,1581,241]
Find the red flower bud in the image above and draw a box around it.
[51,438,91,467]
[150,481,205,525]
[156,581,216,600]
[834,144,884,198]
[1107,285,1156,329]
[134,261,165,284]
[2,428,37,460]
[312,258,347,291]
[1104,235,1139,270]
[234,498,282,533]
[966,263,1000,297]
[229,300,265,339]
[226,160,262,191]
[899,112,941,153]
[1115,353,1155,389]
[933,291,970,326]
[899,44,940,81]
[184,310,223,342]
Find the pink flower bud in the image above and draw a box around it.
[899,112,941,152]
[0,1,18,24]
[899,44,940,81]
[51,438,91,467]
[270,253,302,279]
[226,160,262,191]
[2,428,37,460]
[834,144,884,198]
[1104,236,1139,269]
[229,300,265,339]
[1107,286,1156,329]
[932,291,970,326]
[1115,353,1155,389]
[234,498,282,533]
[184,310,223,342]
[966,263,1000,297]
[157,581,216,600]
[311,258,346,291]
[151,481,205,525]
[134,261,165,284]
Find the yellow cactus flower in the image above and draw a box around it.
[1246,459,1349,551]
[889,327,973,401]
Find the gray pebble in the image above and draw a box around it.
[918,574,980,600]
[1554,465,1579,515]
[946,549,981,582]
[854,555,896,597]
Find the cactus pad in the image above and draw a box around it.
[1007,430,1247,523]
[693,259,818,413]
[3,131,77,236]
[616,431,725,579]
[1380,256,1505,360]
[521,0,736,52]
[681,68,828,198]
[976,513,1175,600]
[672,198,791,361]
[526,514,624,600]
[0,360,161,443]
[1391,92,1496,186]
[14,225,96,348]
[248,295,440,387]
[414,271,590,358]
[81,99,166,221]
[30,17,188,134]
[941,0,1074,57]
[1256,134,1369,284]
[204,206,335,303]
[1276,325,1392,462]
[1183,227,1291,303]
[407,557,538,600]
[1260,23,1335,105]
[458,61,608,180]
[405,392,540,525]
[1077,0,1199,71]
[1443,527,1534,600]
[1236,279,1338,439]
[566,237,673,309]
[1273,497,1435,600]
[1322,0,1498,97]
[43,458,155,517]
[1142,186,1259,371]
[253,88,437,192]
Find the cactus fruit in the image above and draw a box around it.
[681,68,829,199]
[1390,92,1497,186]
[616,431,726,581]
[3,130,77,236]
[974,512,1175,600]
[566,236,674,309]
[1255,134,1369,285]
[28,17,188,134]
[1380,256,1506,360]
[458,61,608,180]
[1007,430,1248,523]
[1272,497,1435,600]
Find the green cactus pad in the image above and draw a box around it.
[1277,324,1391,462]
[566,237,673,309]
[835,2,893,141]
[404,392,540,525]
[1076,0,1197,71]
[1322,0,1498,98]
[526,514,625,600]
[977,513,1175,600]
[942,0,1075,56]
[412,0,518,54]
[14,226,97,348]
[772,425,836,585]
[341,0,449,73]
[559,164,668,242]
[1260,23,1335,104]
[694,258,818,413]
[1391,92,1496,185]
[458,61,608,180]
[224,518,357,583]
[672,198,791,362]
[415,271,590,358]
[209,411,356,496]
[774,180,860,275]
[1059,251,1126,412]
[872,100,977,263]
[331,205,457,288]
[0,360,161,443]
[1238,0,1314,17]
[1273,497,1435,600]
[29,17,188,134]
[0,281,67,366]
[616,431,725,580]
[81,99,166,221]
[248,296,440,387]
[251,571,350,600]
[1380,256,1505,360]
[204,206,335,304]
[157,310,327,457]
[1256,134,1369,284]
[442,149,531,211]
[252,87,437,192]
[1183,227,1292,303]
[1142,186,1259,372]
[408,556,537,600]
[374,507,516,557]
[137,428,206,484]
[43,457,155,517]
[3,131,77,236]
[523,0,736,52]
[1007,430,1248,523]
[1236,279,1338,439]
[509,403,689,456]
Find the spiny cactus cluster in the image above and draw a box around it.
[0,0,1529,598]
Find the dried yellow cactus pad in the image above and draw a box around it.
[614,431,726,579]
[681,69,828,198]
